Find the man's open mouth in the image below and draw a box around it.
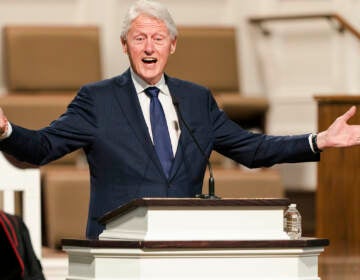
[142,57,157,64]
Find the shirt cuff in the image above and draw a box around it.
[308,133,315,153]
[0,122,13,140]
[309,133,322,153]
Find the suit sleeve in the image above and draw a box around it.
[0,87,97,165]
[209,93,320,168]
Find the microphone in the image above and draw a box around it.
[172,97,220,199]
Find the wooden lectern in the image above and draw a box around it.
[315,95,360,255]
[62,198,328,279]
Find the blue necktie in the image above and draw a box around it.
[145,87,174,178]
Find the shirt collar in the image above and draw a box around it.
[130,68,169,96]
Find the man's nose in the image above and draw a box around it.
[144,38,155,54]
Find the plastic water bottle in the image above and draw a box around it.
[284,203,302,239]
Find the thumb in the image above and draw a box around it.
[341,105,356,123]
[0,107,5,121]
[0,107,8,132]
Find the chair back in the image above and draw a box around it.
[166,26,239,93]
[3,25,102,93]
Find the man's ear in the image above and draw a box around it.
[170,37,177,54]
[121,38,128,54]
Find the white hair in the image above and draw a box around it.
[121,0,178,40]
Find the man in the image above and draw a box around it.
[0,0,360,239]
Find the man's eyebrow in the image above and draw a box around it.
[132,31,146,36]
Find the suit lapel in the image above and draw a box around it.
[166,77,193,180]
[113,70,166,179]
[112,71,194,181]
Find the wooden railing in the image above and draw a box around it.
[248,13,360,40]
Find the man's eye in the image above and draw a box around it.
[136,37,144,41]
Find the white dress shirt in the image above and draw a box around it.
[130,69,180,156]
[0,121,12,140]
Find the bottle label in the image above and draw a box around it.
[284,206,302,239]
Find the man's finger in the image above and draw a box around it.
[0,107,8,134]
[341,106,356,122]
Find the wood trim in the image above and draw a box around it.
[62,237,329,249]
[249,13,337,23]
[249,13,360,41]
[98,198,290,225]
[314,95,360,104]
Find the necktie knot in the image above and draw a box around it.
[145,87,160,98]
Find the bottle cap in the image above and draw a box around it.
[289,203,296,208]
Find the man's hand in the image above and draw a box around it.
[0,107,8,136]
[317,106,360,150]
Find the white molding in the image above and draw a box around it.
[63,245,325,280]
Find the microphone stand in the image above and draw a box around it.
[172,98,220,200]
[196,168,220,200]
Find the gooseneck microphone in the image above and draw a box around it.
[172,97,220,199]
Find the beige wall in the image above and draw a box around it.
[1,0,360,191]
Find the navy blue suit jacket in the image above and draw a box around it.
[0,69,319,238]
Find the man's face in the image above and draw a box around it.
[122,14,177,85]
